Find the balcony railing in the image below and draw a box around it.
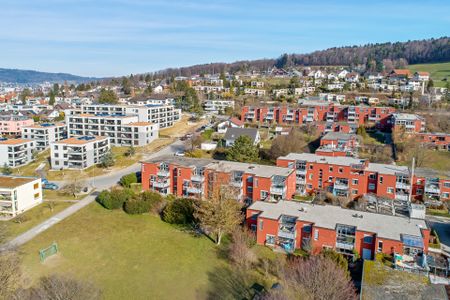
[395,193,409,201]
[153,180,170,189]
[334,182,349,190]
[278,230,295,239]
[191,175,205,182]
[395,182,410,189]
[157,169,170,177]
[296,168,307,175]
[230,180,243,188]
[336,241,354,251]
[425,185,440,194]
[270,186,286,195]
[186,186,203,194]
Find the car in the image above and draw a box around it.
[174,151,185,157]
[43,183,59,190]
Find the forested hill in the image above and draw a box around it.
[153,37,450,77]
[0,68,98,84]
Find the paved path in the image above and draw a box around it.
[1,139,185,250]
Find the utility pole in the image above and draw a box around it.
[408,157,415,203]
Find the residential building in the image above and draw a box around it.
[50,136,110,170]
[316,132,359,157]
[413,72,430,82]
[0,176,43,218]
[246,200,429,259]
[0,138,35,167]
[0,115,34,136]
[413,168,450,203]
[67,114,158,146]
[203,100,234,114]
[417,132,450,150]
[391,113,426,133]
[244,88,266,96]
[141,156,296,203]
[217,117,244,134]
[21,122,67,151]
[223,128,260,147]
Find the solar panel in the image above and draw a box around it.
[401,234,424,248]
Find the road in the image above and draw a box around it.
[1,139,185,250]
[427,216,450,254]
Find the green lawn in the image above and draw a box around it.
[19,203,227,300]
[3,201,73,241]
[408,62,450,87]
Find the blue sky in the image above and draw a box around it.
[1,0,449,77]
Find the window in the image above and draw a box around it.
[444,182,450,188]
[307,184,312,189]
[34,193,40,199]
[314,229,319,241]
[352,179,358,185]
[259,220,263,230]
[329,166,333,172]
[363,235,373,244]
[33,183,39,189]
[377,240,383,252]
[379,176,383,184]
[442,193,449,199]
[328,176,333,182]
[352,189,358,195]
[368,183,375,190]
[309,174,313,180]
[266,235,275,245]
[339,168,343,173]
[416,188,423,195]
[309,165,313,170]
[250,224,257,232]
[250,213,258,220]
[387,187,394,194]
[260,190,269,200]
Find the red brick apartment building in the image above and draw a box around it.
[417,132,450,151]
[391,113,426,133]
[141,156,296,203]
[246,200,429,259]
[241,104,396,131]
[276,153,450,202]
[315,132,359,157]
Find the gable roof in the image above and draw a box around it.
[229,117,244,127]
[224,127,258,143]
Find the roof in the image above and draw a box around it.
[391,69,411,76]
[0,176,39,189]
[367,163,409,176]
[143,156,293,178]
[392,113,423,121]
[54,136,108,145]
[125,122,153,127]
[248,200,427,241]
[279,153,366,167]
[0,138,33,145]
[229,117,244,127]
[415,167,450,179]
[415,71,430,76]
[321,132,356,141]
[224,128,258,142]
[24,122,65,129]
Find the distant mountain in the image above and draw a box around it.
[152,36,450,77]
[0,68,99,84]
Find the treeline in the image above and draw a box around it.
[148,37,449,77]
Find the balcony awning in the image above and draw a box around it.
[401,234,424,249]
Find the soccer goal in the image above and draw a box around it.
[39,242,58,262]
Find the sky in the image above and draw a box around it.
[1,0,449,77]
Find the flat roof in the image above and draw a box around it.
[392,113,423,121]
[279,153,366,167]
[367,163,409,176]
[249,200,427,241]
[0,138,33,145]
[321,132,356,141]
[0,176,38,189]
[24,122,65,129]
[125,122,154,127]
[54,136,108,145]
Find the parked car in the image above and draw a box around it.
[43,183,59,190]
[174,151,185,157]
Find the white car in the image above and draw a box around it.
[174,151,185,157]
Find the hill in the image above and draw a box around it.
[408,62,450,87]
[0,68,98,84]
[153,37,450,77]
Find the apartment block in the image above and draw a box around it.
[203,100,234,114]
[21,122,67,151]
[246,200,429,259]
[417,132,450,150]
[67,114,158,146]
[391,113,426,133]
[0,115,34,136]
[141,156,296,203]
[50,136,110,170]
[316,132,359,157]
[79,104,181,129]
[413,168,450,203]
[0,176,43,218]
[0,138,35,167]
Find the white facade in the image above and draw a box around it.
[67,114,158,146]
[203,100,234,113]
[0,176,42,218]
[21,123,67,151]
[50,136,110,170]
[244,88,266,96]
[0,139,35,167]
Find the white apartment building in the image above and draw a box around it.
[244,88,266,96]
[203,100,234,114]
[0,138,35,167]
[21,122,67,151]
[67,113,158,146]
[50,136,110,170]
[0,176,42,218]
[78,104,181,129]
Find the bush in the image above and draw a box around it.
[123,191,164,215]
[120,173,138,188]
[96,189,133,210]
[163,198,196,224]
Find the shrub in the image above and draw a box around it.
[123,198,152,214]
[120,173,138,188]
[123,191,164,215]
[163,198,196,224]
[97,189,133,210]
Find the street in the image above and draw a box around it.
[1,139,185,250]
[427,216,450,254]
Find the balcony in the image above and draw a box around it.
[395,182,410,189]
[395,193,409,201]
[296,177,306,185]
[270,186,286,195]
[230,180,243,188]
[191,174,205,182]
[157,169,170,177]
[336,241,354,251]
[186,186,203,194]
[153,180,170,189]
[296,168,307,175]
[278,229,295,239]
[334,182,349,190]
[425,184,440,194]
[368,115,378,121]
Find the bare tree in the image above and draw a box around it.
[266,256,357,300]
[228,228,257,270]
[194,195,242,245]
[0,250,21,299]
[269,130,309,160]
[61,177,85,198]
[33,274,101,300]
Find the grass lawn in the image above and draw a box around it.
[427,208,450,218]
[19,202,227,300]
[3,201,73,241]
[408,62,450,87]
[397,150,450,172]
[13,149,50,177]
[159,115,207,138]
[43,190,87,202]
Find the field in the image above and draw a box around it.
[408,62,450,87]
[19,203,228,300]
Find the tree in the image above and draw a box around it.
[268,130,308,160]
[121,77,132,95]
[268,256,357,300]
[188,134,203,151]
[19,88,32,102]
[53,83,60,95]
[120,173,138,188]
[33,274,101,300]
[226,135,259,163]
[123,191,164,214]
[0,250,21,299]
[194,195,242,245]
[228,228,257,270]
[1,163,12,175]
[125,146,136,157]
[427,79,434,92]
[356,125,367,138]
[61,177,85,198]
[144,84,153,95]
[100,151,115,168]
[163,198,197,224]
[49,90,56,106]
[98,88,119,104]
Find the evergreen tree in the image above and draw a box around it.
[226,136,259,163]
